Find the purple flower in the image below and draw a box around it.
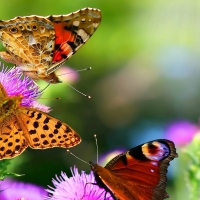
[46,166,113,200]
[165,120,198,146]
[0,65,50,113]
[0,178,47,200]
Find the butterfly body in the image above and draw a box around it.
[0,8,101,83]
[0,83,81,159]
[91,139,178,200]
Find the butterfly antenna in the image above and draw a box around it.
[37,82,51,94]
[65,83,91,98]
[67,150,92,166]
[94,134,99,164]
[57,67,92,76]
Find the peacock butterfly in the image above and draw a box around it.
[90,139,178,200]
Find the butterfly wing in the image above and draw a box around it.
[17,107,81,149]
[0,8,101,83]
[0,15,55,70]
[46,7,101,74]
[0,115,28,159]
[91,139,177,200]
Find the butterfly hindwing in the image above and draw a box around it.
[91,139,178,200]
[0,115,28,159]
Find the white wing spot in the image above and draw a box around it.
[78,29,89,41]
[73,21,80,26]
[28,35,37,45]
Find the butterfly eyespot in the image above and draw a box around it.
[39,26,45,33]
[10,27,18,33]
[32,25,38,31]
[19,25,24,30]
[26,25,31,30]
[81,18,86,22]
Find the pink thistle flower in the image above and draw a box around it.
[0,65,50,113]
[46,166,113,200]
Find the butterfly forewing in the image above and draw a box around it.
[0,8,101,83]
[18,108,81,149]
[91,139,178,200]
[48,8,101,73]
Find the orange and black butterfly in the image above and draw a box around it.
[90,139,178,200]
[0,8,101,83]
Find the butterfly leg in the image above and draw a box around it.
[81,182,99,200]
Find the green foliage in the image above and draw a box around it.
[185,134,200,200]
[0,160,23,180]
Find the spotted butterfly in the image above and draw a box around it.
[0,8,101,83]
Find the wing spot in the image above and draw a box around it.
[53,129,58,134]
[43,125,49,130]
[5,149,12,155]
[49,133,53,138]
[33,121,39,128]
[73,21,80,26]
[29,130,36,134]
[16,139,20,143]
[51,139,56,143]
[55,122,62,129]
[26,25,31,30]
[44,117,50,124]
[10,27,18,33]
[33,138,39,142]
[41,134,46,138]
[15,145,21,151]
[65,127,71,133]
[61,54,67,59]
[36,113,42,120]
[43,140,49,145]
[3,139,8,143]
[32,25,38,31]
[0,147,5,151]
[8,142,13,147]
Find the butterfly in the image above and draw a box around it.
[0,7,101,83]
[90,139,178,200]
[0,83,81,160]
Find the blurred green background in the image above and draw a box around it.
[1,0,200,199]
